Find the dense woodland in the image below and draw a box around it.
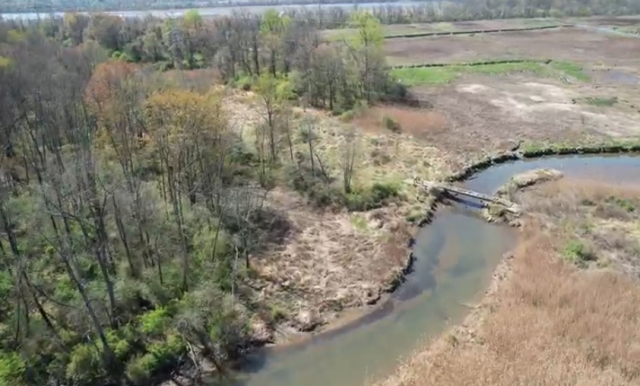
[0,1,639,385]
[0,7,407,386]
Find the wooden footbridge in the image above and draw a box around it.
[412,177,521,213]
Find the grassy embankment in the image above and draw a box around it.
[390,60,590,86]
[375,176,640,386]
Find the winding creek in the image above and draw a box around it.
[234,153,640,386]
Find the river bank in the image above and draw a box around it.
[230,141,640,386]
[374,155,640,386]
[243,132,640,349]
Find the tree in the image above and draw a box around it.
[62,13,90,46]
[260,10,291,76]
[144,89,229,292]
[341,128,358,194]
[85,14,125,52]
[254,73,294,173]
[345,11,387,102]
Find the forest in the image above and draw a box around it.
[0,6,407,386]
[0,1,640,385]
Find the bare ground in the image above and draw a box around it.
[355,74,640,171]
[375,180,640,386]
[384,28,640,65]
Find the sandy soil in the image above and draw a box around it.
[384,28,640,65]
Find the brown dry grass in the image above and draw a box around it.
[222,91,449,332]
[323,17,564,40]
[351,105,449,140]
[519,180,640,274]
[384,28,640,66]
[351,74,640,171]
[250,189,413,329]
[375,180,640,386]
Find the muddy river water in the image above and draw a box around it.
[233,154,640,386]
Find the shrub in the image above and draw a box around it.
[234,75,253,91]
[563,239,596,266]
[270,305,287,322]
[126,354,155,385]
[139,307,171,336]
[340,110,355,122]
[66,344,105,384]
[382,115,401,133]
[344,182,401,211]
[146,334,186,371]
[0,352,25,386]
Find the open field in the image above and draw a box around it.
[384,28,640,65]
[350,24,640,171]
[375,180,640,386]
[353,73,640,171]
[323,15,640,41]
[322,17,565,40]
[390,60,589,85]
[565,14,640,27]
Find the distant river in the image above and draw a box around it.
[1,1,420,19]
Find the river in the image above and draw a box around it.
[1,2,419,20]
[233,153,640,386]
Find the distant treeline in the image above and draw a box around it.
[5,0,407,14]
[3,0,640,18]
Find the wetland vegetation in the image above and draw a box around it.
[1,3,640,386]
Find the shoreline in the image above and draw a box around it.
[252,140,640,356]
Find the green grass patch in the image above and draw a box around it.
[549,61,590,81]
[391,66,459,85]
[392,60,591,86]
[350,214,369,231]
[520,138,640,155]
[573,96,618,107]
[392,61,547,86]
[562,239,596,266]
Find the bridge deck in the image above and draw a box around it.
[413,179,520,213]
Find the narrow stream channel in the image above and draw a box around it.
[236,154,640,386]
